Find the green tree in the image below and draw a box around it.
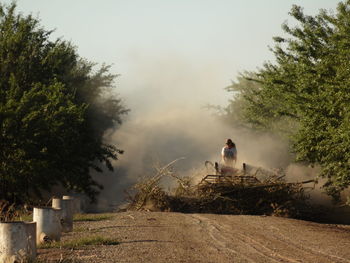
[225,1,350,200]
[0,3,128,204]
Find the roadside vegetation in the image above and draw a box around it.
[0,3,128,212]
[220,1,350,203]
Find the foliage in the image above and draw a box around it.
[225,1,350,200]
[224,72,298,135]
[0,3,128,204]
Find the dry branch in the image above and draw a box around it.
[126,161,320,220]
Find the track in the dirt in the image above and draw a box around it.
[191,214,350,263]
[37,212,350,263]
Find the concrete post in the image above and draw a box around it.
[25,221,37,259]
[0,221,37,263]
[63,195,81,214]
[33,207,61,245]
[52,198,73,232]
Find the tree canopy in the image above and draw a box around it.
[225,1,350,200]
[0,3,128,204]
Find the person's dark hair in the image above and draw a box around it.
[226,139,234,146]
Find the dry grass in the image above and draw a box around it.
[0,200,18,221]
[38,236,119,249]
[0,200,33,222]
[73,213,114,222]
[33,258,81,263]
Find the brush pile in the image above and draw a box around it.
[126,160,319,220]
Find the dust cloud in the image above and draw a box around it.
[91,107,294,211]
[91,55,330,213]
[285,164,331,205]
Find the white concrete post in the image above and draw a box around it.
[25,221,37,259]
[52,198,73,232]
[63,195,81,214]
[33,207,61,245]
[0,221,37,263]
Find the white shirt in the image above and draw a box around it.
[221,146,237,166]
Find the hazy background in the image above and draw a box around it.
[6,0,339,209]
[8,0,338,109]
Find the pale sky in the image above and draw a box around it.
[4,0,339,111]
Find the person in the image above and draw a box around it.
[221,139,237,168]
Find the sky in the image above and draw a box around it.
[3,0,339,111]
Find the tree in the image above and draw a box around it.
[0,3,128,204]
[225,1,350,200]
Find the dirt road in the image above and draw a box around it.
[38,211,350,263]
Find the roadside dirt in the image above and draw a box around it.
[37,211,350,263]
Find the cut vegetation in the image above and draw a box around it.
[126,161,323,221]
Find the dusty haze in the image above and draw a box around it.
[89,56,347,220]
[91,56,303,210]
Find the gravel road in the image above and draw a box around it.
[37,211,350,263]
